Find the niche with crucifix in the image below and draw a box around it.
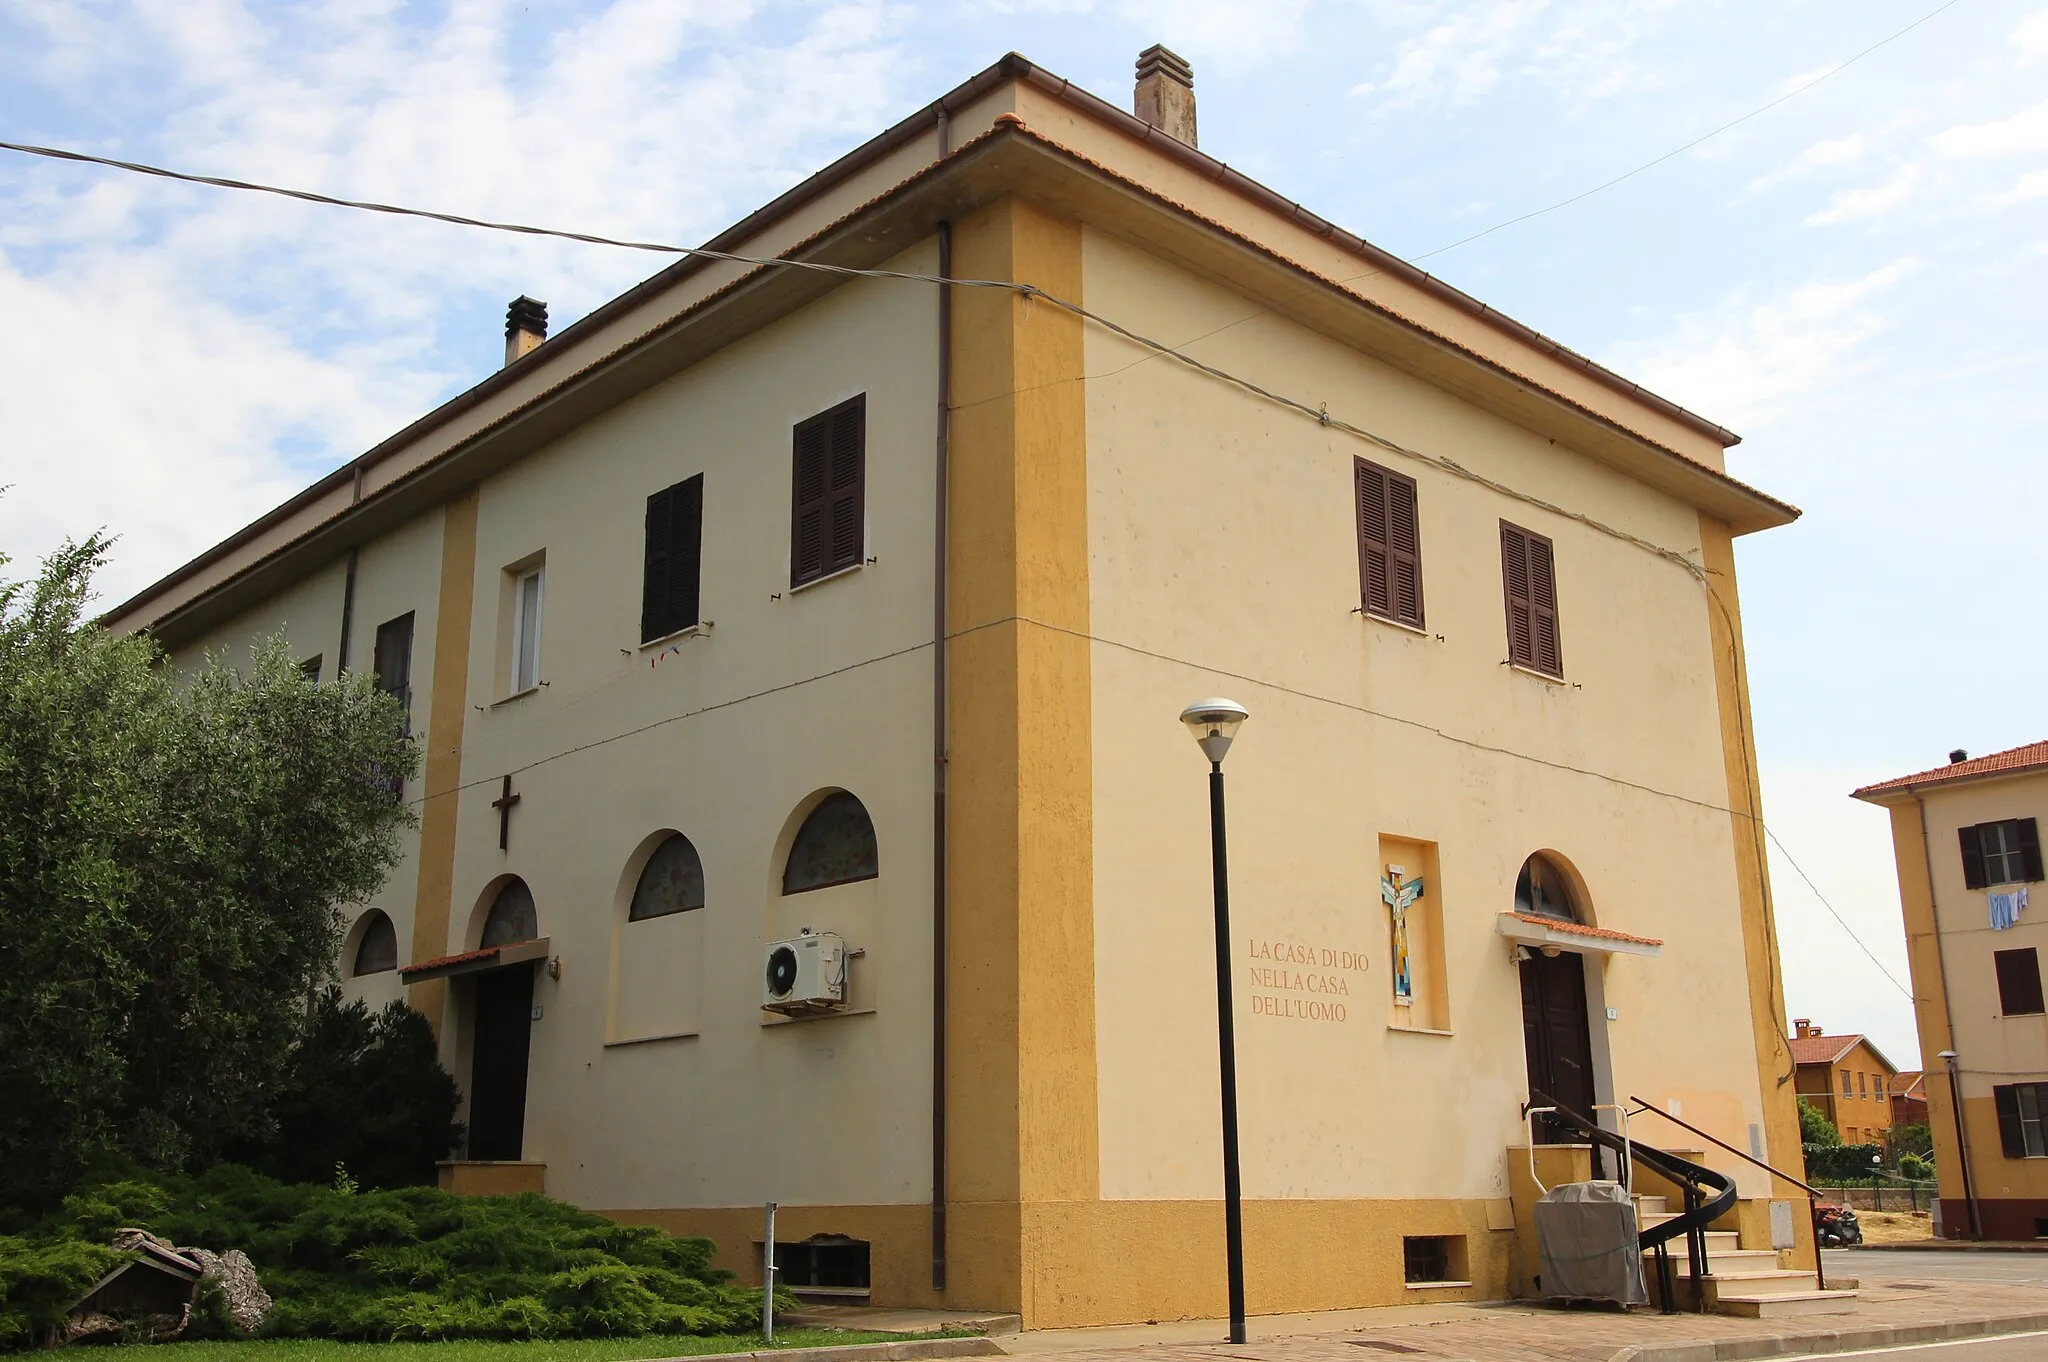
[1380,834,1450,1033]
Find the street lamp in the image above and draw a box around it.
[1180,697,1250,1344]
[1937,1049,1981,1240]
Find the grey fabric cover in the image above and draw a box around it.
[1535,1180,1648,1305]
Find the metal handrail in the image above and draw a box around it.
[1523,1101,1631,1196]
[1624,1096,1830,1294]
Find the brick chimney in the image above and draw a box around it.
[505,296,548,367]
[1794,1019,1818,1038]
[1134,45,1196,147]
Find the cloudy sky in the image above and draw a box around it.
[5,0,2044,1071]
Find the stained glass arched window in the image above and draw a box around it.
[352,910,398,975]
[630,834,706,920]
[482,877,538,947]
[782,792,878,895]
[1514,853,1579,922]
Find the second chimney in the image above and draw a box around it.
[505,296,549,367]
[1134,45,1196,147]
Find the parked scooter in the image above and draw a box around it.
[1816,1203,1863,1246]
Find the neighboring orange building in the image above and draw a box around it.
[1891,1071,1930,1130]
[1791,1020,1901,1146]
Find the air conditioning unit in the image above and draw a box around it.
[763,930,847,1016]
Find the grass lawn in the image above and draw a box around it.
[72,1329,919,1362]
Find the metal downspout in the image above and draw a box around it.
[1916,790,1981,1239]
[930,107,953,1296]
[337,548,359,675]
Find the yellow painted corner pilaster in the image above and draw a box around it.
[946,197,1096,1322]
[1698,515,1812,1267]
[407,489,480,1037]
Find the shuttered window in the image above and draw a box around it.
[1996,948,2046,1016]
[1354,458,1424,627]
[1499,521,1562,677]
[641,473,704,642]
[1961,818,2045,889]
[1994,1083,2048,1158]
[372,613,414,731]
[790,395,866,587]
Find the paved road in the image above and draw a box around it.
[1836,1247,2048,1288]
[1780,1331,2048,1360]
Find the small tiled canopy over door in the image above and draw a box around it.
[1354,457,1424,627]
[1500,521,1562,676]
[641,473,704,642]
[790,395,866,587]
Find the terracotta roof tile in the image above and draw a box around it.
[1853,740,2048,800]
[1789,1032,1861,1066]
[401,945,501,978]
[1507,913,1663,947]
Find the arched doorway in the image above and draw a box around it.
[1515,853,1597,1145]
[470,878,539,1161]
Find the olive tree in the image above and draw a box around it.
[0,536,421,1206]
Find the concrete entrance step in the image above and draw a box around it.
[1632,1194,1669,1217]
[1712,1287,1860,1318]
[1643,1247,1780,1273]
[1703,1271,1829,1300]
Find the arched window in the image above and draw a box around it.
[1514,853,1578,922]
[482,877,538,947]
[782,792,878,895]
[352,910,398,975]
[630,834,706,920]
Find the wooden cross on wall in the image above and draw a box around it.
[491,775,521,851]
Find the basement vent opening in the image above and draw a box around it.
[771,1234,870,1299]
[1401,1234,1469,1286]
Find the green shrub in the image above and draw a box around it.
[225,990,463,1191]
[1798,1097,1840,1147]
[1804,1142,1884,1181]
[15,1167,776,1346]
[0,1235,125,1350]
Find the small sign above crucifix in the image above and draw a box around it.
[491,774,522,851]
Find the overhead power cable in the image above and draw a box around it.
[1408,0,1971,261]
[1763,826,1916,1000]
[0,134,1719,579]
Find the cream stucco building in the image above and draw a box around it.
[1855,741,2048,1241]
[107,50,1814,1325]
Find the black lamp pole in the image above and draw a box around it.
[1207,760,1247,1345]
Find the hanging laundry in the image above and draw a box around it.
[1989,886,2031,930]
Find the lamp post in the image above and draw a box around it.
[1938,1049,1981,1240]
[1180,698,1250,1345]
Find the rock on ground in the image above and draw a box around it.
[187,1247,273,1334]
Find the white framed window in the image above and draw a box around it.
[512,566,544,693]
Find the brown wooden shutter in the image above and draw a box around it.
[642,475,703,641]
[2018,817,2045,883]
[1996,948,2045,1016]
[1995,1084,2026,1158]
[1354,459,1424,628]
[791,414,830,585]
[1501,523,1534,667]
[1387,471,1424,626]
[1960,825,1989,891]
[1355,459,1391,618]
[827,396,865,574]
[1500,521,1561,676]
[791,395,864,586]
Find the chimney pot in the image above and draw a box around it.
[1794,1019,1815,1038]
[505,296,549,367]
[1949,749,1969,764]
[1134,44,1197,147]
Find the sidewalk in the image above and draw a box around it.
[1856,1239,2048,1253]
[994,1277,2048,1362]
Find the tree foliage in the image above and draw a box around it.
[228,990,463,1191]
[0,537,421,1207]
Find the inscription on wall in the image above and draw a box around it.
[1244,938,1371,1022]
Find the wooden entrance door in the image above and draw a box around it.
[469,964,535,1160]
[1519,948,1597,1143]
